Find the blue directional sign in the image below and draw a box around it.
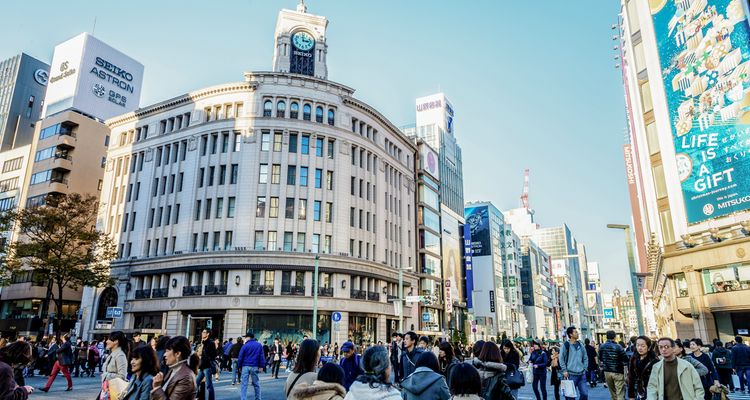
[603,308,615,319]
[332,312,342,322]
[422,312,430,322]
[106,307,123,319]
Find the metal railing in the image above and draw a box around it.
[182,285,203,296]
[350,289,366,300]
[281,285,305,296]
[134,289,151,299]
[248,285,274,295]
[152,288,169,298]
[317,287,333,297]
[204,285,227,295]
[367,292,380,301]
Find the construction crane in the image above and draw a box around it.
[520,169,530,209]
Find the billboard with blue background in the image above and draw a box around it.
[651,0,750,223]
[465,206,490,256]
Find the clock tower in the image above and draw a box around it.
[272,1,329,79]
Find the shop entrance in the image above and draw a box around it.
[183,312,225,343]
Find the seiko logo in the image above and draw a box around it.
[90,56,136,94]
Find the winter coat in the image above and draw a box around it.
[449,396,483,400]
[439,357,460,380]
[400,366,451,400]
[627,353,657,399]
[712,347,733,369]
[647,358,704,400]
[343,381,402,400]
[151,360,196,400]
[528,350,548,376]
[339,354,363,390]
[502,349,520,370]
[122,373,153,400]
[733,343,750,367]
[230,342,242,359]
[102,347,128,382]
[598,340,628,374]
[57,341,74,367]
[290,380,346,400]
[585,345,598,370]
[400,348,424,382]
[0,361,28,400]
[681,355,709,376]
[471,359,507,388]
[198,339,216,370]
[689,352,719,388]
[285,372,317,399]
[238,339,265,368]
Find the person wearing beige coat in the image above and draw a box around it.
[647,338,705,400]
[289,381,346,400]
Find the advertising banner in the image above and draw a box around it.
[463,223,474,309]
[465,206,490,257]
[651,0,750,223]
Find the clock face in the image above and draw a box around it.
[292,31,314,51]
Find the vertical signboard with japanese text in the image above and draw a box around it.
[651,0,750,223]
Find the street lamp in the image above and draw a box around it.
[606,224,646,336]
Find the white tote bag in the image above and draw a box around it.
[525,366,533,384]
[733,374,741,389]
[560,379,577,398]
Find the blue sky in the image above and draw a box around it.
[1,1,632,293]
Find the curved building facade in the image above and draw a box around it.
[80,4,419,345]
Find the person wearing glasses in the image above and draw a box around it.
[647,338,704,400]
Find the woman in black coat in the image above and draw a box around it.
[627,336,658,400]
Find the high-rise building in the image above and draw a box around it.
[618,0,750,340]
[79,3,419,343]
[465,201,512,339]
[0,53,49,151]
[585,262,604,335]
[0,33,143,339]
[404,93,467,339]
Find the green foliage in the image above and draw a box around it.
[1,193,116,316]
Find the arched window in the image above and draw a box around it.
[327,109,335,126]
[95,287,119,321]
[290,102,299,119]
[315,106,324,123]
[263,100,273,117]
[276,101,286,118]
[303,104,312,121]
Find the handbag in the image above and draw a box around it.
[100,379,110,400]
[525,366,533,384]
[733,374,741,389]
[505,365,525,388]
[560,379,577,398]
[108,377,129,400]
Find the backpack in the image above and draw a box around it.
[482,372,514,400]
[563,341,585,366]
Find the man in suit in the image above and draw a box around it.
[269,338,283,378]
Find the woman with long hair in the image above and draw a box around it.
[102,331,129,382]
[437,341,459,380]
[151,336,198,400]
[529,341,548,400]
[627,336,657,400]
[122,345,159,400]
[0,342,34,399]
[285,339,320,399]
[448,363,483,400]
[290,362,346,400]
[472,342,507,387]
[688,338,720,400]
[549,346,562,400]
[155,336,171,374]
[344,346,401,400]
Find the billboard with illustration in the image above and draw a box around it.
[651,0,750,223]
[465,206,490,257]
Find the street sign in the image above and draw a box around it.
[333,321,341,331]
[405,295,421,303]
[106,307,123,319]
[332,312,342,322]
[603,308,615,319]
[422,312,430,322]
[206,319,212,330]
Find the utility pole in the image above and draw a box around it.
[398,266,403,332]
[606,224,646,336]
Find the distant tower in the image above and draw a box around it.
[520,169,530,209]
[272,0,329,79]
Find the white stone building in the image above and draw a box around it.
[79,3,418,344]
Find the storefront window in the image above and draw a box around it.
[246,313,330,345]
[349,315,377,346]
[702,264,750,294]
[133,313,163,330]
[674,273,688,298]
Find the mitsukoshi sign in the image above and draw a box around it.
[652,0,750,223]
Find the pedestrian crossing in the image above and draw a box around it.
[730,391,750,400]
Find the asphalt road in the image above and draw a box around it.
[23,371,750,400]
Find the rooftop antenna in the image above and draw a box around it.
[92,17,97,35]
[520,168,530,209]
[297,0,307,13]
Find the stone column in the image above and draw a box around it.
[165,311,182,336]
[684,267,717,339]
[225,309,247,338]
[377,314,387,344]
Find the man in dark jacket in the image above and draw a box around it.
[400,331,424,382]
[339,341,363,390]
[733,336,750,393]
[712,340,734,392]
[230,337,243,385]
[196,329,217,400]
[584,338,598,387]
[269,338,283,379]
[390,333,403,382]
[598,330,628,400]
